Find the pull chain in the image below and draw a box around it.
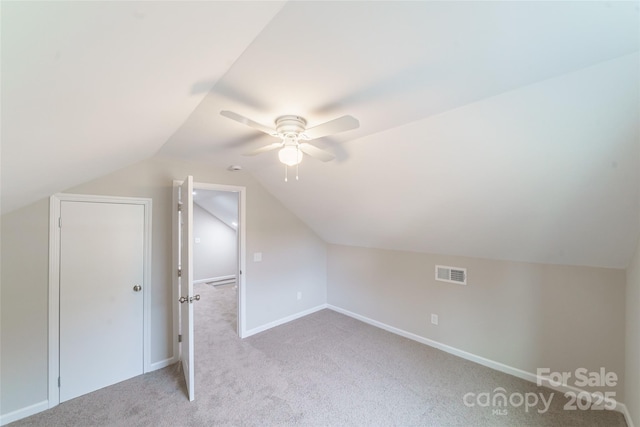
[295,147,300,180]
[283,149,301,182]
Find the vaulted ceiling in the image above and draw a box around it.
[2,1,638,268]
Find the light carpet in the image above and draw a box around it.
[9,282,626,426]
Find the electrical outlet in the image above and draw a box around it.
[297,291,302,300]
[431,314,439,325]
[253,252,262,262]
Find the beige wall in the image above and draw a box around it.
[192,203,237,282]
[0,199,50,415]
[327,244,626,397]
[626,238,640,425]
[0,155,327,417]
[1,153,632,420]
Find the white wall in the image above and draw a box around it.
[1,153,632,422]
[0,199,50,417]
[626,238,640,426]
[327,244,626,398]
[192,203,237,282]
[0,155,327,419]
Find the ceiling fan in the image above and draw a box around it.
[220,110,359,181]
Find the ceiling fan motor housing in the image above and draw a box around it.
[275,115,307,139]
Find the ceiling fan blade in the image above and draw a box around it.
[302,115,359,140]
[243,142,283,156]
[299,143,335,162]
[220,110,277,137]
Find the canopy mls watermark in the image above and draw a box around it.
[462,367,618,416]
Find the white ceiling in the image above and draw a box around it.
[1,1,285,213]
[2,1,638,268]
[194,190,238,230]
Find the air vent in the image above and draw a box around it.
[435,265,467,285]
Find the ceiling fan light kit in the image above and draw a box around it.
[278,145,303,166]
[278,145,303,182]
[220,110,359,182]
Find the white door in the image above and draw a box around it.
[179,176,196,401]
[59,201,145,402]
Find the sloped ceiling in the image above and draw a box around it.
[1,1,285,213]
[194,190,238,230]
[2,1,639,268]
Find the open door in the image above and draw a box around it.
[179,176,196,401]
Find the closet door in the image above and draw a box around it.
[59,201,144,402]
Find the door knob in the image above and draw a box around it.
[133,285,142,292]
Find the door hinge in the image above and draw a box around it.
[178,268,182,277]
[178,334,182,343]
[177,203,183,212]
[58,377,61,388]
[58,217,62,228]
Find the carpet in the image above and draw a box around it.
[8,282,627,426]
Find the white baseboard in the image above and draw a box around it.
[149,356,178,372]
[620,403,635,427]
[0,400,48,426]
[327,304,633,424]
[616,402,635,427]
[194,275,236,285]
[243,304,328,338]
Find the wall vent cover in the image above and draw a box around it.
[435,265,467,285]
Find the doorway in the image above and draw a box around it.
[192,189,239,332]
[172,179,246,401]
[173,181,246,340]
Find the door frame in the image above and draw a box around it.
[172,180,247,354]
[48,193,152,408]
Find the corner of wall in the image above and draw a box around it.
[625,237,640,427]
